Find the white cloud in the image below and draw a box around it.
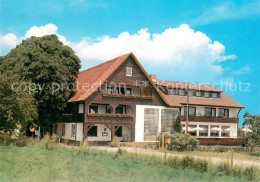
[25,24,69,44]
[69,24,236,82]
[0,23,238,83]
[191,2,260,26]
[0,33,19,48]
[0,24,69,54]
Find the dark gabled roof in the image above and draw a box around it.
[68,52,170,106]
[69,52,244,108]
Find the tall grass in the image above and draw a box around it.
[112,148,260,181]
[1,136,259,181]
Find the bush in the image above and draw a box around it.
[243,166,258,181]
[165,132,199,151]
[110,136,120,147]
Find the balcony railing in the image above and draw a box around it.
[102,93,153,99]
[181,115,238,123]
[87,113,134,118]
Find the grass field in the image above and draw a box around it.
[0,146,245,182]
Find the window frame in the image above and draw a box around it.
[184,106,196,116]
[126,67,132,77]
[71,124,75,137]
[87,126,98,137]
[178,90,185,96]
[196,91,202,97]
[89,104,98,113]
[62,124,65,136]
[115,126,123,137]
[218,108,229,117]
[204,91,210,98]
[212,92,218,98]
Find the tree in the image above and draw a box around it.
[1,35,81,133]
[173,113,182,133]
[0,73,37,134]
[242,112,260,148]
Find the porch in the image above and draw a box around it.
[85,123,135,142]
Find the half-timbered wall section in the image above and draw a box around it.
[84,56,166,142]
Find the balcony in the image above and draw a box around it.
[102,93,153,100]
[181,115,238,123]
[87,113,134,118]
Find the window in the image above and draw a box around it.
[87,126,97,136]
[212,92,218,98]
[126,67,132,76]
[116,105,125,114]
[221,126,230,137]
[212,108,216,117]
[188,90,194,96]
[78,104,84,113]
[116,87,125,95]
[188,125,197,136]
[199,125,208,136]
[106,87,112,94]
[71,124,75,137]
[204,91,210,98]
[196,91,202,97]
[89,104,98,113]
[205,108,216,117]
[62,124,65,136]
[218,109,229,117]
[179,90,185,96]
[210,126,220,137]
[115,126,122,137]
[54,124,58,134]
[126,88,132,95]
[184,107,196,116]
[106,105,113,114]
[168,89,177,95]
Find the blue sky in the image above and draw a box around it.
[0,0,259,126]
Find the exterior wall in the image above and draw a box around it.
[84,57,166,140]
[87,124,111,141]
[181,106,238,118]
[135,105,179,142]
[87,124,131,142]
[181,121,237,138]
[56,123,83,141]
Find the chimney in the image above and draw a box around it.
[149,74,157,81]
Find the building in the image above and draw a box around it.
[54,52,244,143]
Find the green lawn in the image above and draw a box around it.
[0,146,245,182]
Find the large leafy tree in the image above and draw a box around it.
[242,111,260,147]
[1,35,81,133]
[0,70,37,133]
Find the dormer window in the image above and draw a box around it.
[196,91,202,97]
[126,67,132,76]
[179,90,185,96]
[212,92,218,98]
[204,92,210,98]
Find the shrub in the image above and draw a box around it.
[166,132,199,151]
[181,156,195,169]
[243,166,258,181]
[110,136,120,147]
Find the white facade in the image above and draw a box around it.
[181,121,237,138]
[55,123,84,141]
[87,124,132,142]
[135,105,179,142]
[181,106,238,118]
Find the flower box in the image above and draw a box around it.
[87,113,134,118]
[102,93,153,99]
